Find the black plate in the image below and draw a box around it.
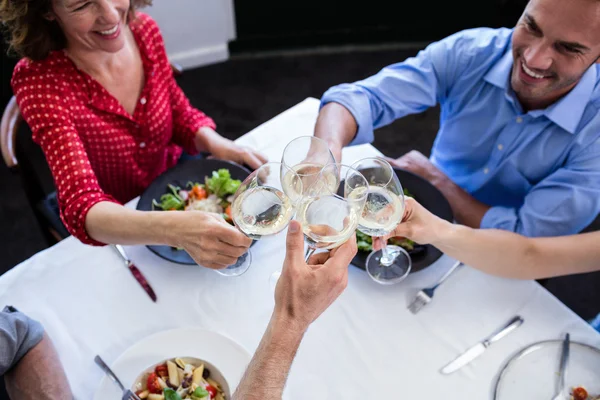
[136,158,253,265]
[351,168,454,274]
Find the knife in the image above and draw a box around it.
[113,245,157,302]
[440,315,524,374]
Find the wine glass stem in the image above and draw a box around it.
[305,247,316,262]
[379,243,395,267]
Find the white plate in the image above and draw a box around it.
[93,328,251,399]
[494,340,600,399]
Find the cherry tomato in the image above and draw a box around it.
[192,185,207,200]
[206,384,218,398]
[154,364,168,379]
[572,387,588,400]
[224,205,232,221]
[146,372,162,394]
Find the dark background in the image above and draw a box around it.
[1,0,598,397]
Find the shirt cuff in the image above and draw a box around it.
[0,307,44,375]
[320,85,375,146]
[480,206,519,232]
[61,192,121,246]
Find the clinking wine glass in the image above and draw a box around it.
[350,157,411,285]
[280,135,338,196]
[220,162,303,277]
[298,163,369,261]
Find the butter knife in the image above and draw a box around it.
[440,315,524,374]
[113,245,157,302]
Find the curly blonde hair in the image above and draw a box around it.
[0,0,152,60]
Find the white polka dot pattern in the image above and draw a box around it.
[11,13,215,245]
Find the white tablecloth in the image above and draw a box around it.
[0,98,598,399]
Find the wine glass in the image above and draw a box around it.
[281,136,337,196]
[218,162,303,277]
[350,157,411,285]
[298,163,369,261]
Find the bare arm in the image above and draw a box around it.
[430,173,490,229]
[387,151,490,228]
[234,221,357,399]
[233,316,304,400]
[432,222,600,279]
[4,334,73,400]
[86,202,251,269]
[313,102,358,163]
[378,198,600,279]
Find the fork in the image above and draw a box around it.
[94,355,141,400]
[407,261,463,314]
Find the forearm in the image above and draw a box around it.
[5,334,72,400]
[432,221,600,279]
[314,102,358,161]
[431,175,490,228]
[193,126,222,153]
[234,314,304,400]
[85,201,176,246]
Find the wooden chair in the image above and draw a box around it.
[0,63,184,244]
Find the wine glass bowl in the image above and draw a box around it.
[350,157,411,284]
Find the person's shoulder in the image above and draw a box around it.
[11,52,70,94]
[130,11,162,38]
[440,27,512,56]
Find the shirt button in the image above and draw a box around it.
[139,142,146,148]
[483,167,489,174]
[497,144,504,150]
[140,97,147,105]
[516,116,523,123]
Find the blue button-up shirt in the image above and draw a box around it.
[321,28,600,237]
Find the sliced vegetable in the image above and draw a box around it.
[206,169,241,198]
[192,387,209,398]
[146,372,163,394]
[164,388,183,400]
[205,384,217,398]
[192,185,207,200]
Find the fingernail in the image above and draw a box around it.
[289,220,299,233]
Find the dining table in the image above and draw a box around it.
[0,97,598,399]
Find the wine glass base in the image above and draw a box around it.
[214,251,252,277]
[366,245,411,285]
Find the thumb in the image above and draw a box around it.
[285,220,305,263]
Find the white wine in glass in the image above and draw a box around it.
[351,157,411,285]
[222,162,302,277]
[298,163,368,261]
[281,136,338,196]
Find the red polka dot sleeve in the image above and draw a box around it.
[12,63,119,245]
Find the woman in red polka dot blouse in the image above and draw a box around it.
[4,0,266,269]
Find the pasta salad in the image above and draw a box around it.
[134,357,226,400]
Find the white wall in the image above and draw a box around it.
[144,0,236,70]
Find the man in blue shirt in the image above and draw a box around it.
[315,0,600,237]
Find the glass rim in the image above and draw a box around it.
[350,157,396,188]
[281,135,333,173]
[318,162,369,202]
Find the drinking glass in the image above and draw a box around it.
[280,136,337,196]
[350,157,411,284]
[219,162,303,276]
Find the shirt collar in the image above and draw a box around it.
[485,43,597,134]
